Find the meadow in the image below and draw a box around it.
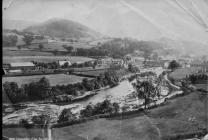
[52,91,207,140]
[2,74,91,86]
[169,67,202,80]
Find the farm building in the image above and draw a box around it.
[58,60,72,66]
[9,62,35,70]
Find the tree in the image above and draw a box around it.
[134,80,156,109]
[38,44,44,51]
[38,77,50,98]
[58,109,74,123]
[62,62,69,68]
[168,60,180,71]
[80,104,94,117]
[82,78,94,91]
[20,119,31,128]
[112,102,119,114]
[31,114,50,125]
[23,35,33,45]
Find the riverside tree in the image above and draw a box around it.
[168,60,180,71]
[134,80,157,109]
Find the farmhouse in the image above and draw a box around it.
[9,62,35,70]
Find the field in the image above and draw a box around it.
[3,56,94,63]
[3,41,94,56]
[3,91,207,140]
[52,91,207,140]
[3,49,54,56]
[169,67,202,80]
[2,74,91,86]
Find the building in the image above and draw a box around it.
[97,57,123,67]
[9,62,35,70]
[58,60,72,67]
[112,59,124,65]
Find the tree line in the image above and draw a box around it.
[3,77,50,103]
[32,60,95,69]
[3,70,120,103]
[52,70,119,103]
[188,73,208,84]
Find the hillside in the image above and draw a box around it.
[24,18,101,40]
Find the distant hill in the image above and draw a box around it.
[24,18,101,39]
[3,19,38,30]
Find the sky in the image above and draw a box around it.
[3,0,208,43]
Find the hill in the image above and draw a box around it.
[24,18,101,40]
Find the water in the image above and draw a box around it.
[77,80,135,106]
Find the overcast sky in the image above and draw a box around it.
[3,0,208,43]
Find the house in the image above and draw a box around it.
[97,57,113,66]
[58,60,72,67]
[9,62,35,70]
[97,57,123,67]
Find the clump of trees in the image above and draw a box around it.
[38,44,44,51]
[3,77,50,103]
[80,99,120,118]
[3,35,18,47]
[23,34,33,45]
[168,60,180,71]
[58,109,76,123]
[31,114,50,125]
[33,61,59,69]
[188,73,208,84]
[128,63,139,73]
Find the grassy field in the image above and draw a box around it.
[3,56,94,63]
[2,74,91,86]
[51,91,207,140]
[169,67,202,80]
[3,91,207,139]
